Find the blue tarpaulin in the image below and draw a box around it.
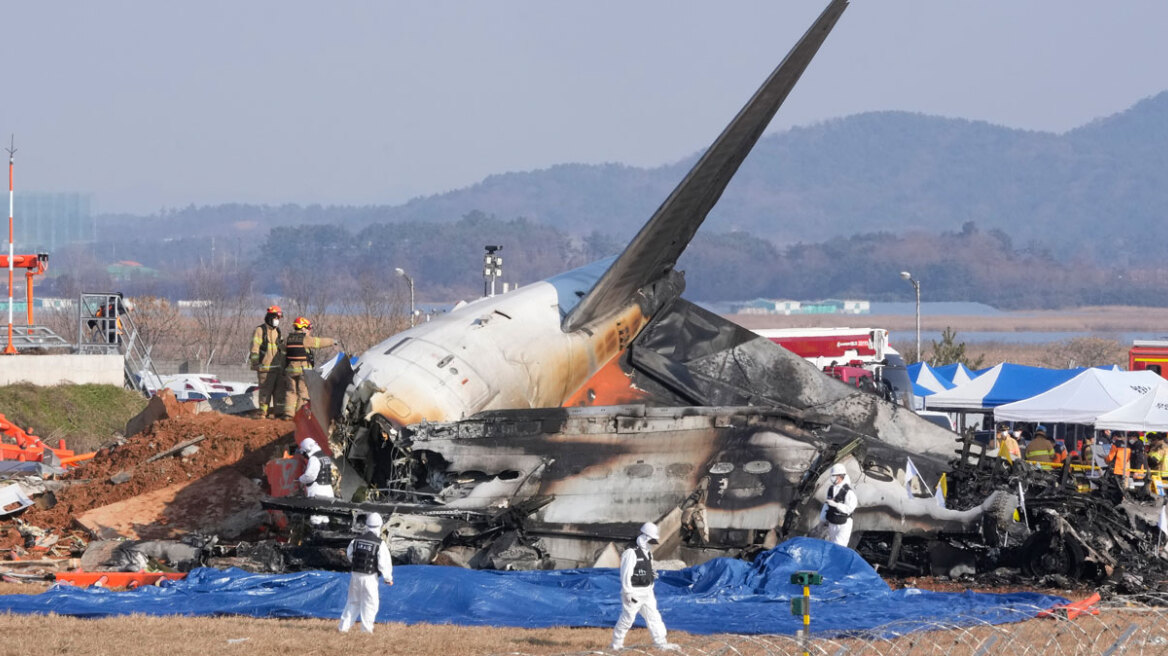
[0,539,1064,635]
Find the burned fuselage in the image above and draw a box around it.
[329,404,1000,567]
[302,0,1004,568]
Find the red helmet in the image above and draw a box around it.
[293,317,311,330]
[266,305,283,317]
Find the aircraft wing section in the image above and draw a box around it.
[563,0,849,332]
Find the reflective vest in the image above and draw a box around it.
[1149,445,1168,475]
[630,546,654,588]
[350,532,381,574]
[825,483,852,525]
[1108,445,1130,476]
[285,332,310,364]
[314,455,334,486]
[1025,437,1055,462]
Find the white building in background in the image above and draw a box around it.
[731,298,869,316]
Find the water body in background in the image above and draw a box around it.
[870,302,1004,316]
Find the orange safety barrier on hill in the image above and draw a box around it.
[1038,592,1101,620]
[0,413,93,467]
[55,571,187,589]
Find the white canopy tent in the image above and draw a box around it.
[993,369,1166,425]
[1096,384,1168,432]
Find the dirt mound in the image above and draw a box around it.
[23,414,295,531]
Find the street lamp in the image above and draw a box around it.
[394,267,416,327]
[900,271,921,363]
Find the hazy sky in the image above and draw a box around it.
[3,1,1166,214]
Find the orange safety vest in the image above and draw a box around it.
[1108,444,1130,476]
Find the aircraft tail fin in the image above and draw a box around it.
[563,0,848,332]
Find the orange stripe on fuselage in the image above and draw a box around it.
[563,350,647,407]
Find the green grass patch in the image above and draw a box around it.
[0,384,147,454]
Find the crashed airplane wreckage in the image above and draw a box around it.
[262,0,1168,586]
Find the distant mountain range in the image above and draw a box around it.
[93,90,1168,304]
[290,90,1163,265]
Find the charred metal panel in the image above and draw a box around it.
[627,299,957,460]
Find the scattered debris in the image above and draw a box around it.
[145,435,206,463]
[109,472,132,485]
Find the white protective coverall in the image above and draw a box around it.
[338,517,393,633]
[611,533,677,651]
[818,470,859,548]
[297,442,335,526]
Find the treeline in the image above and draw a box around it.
[43,211,1168,312]
[680,221,1168,308]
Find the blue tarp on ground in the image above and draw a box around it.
[0,539,1064,636]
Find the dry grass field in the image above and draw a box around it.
[0,580,1158,656]
[0,598,1158,656]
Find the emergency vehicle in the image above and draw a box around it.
[752,327,917,408]
[1129,340,1168,379]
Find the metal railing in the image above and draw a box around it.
[77,292,159,395]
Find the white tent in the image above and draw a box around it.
[1096,384,1168,431]
[993,369,1166,424]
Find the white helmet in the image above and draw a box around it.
[365,513,383,529]
[300,438,320,455]
[829,463,847,478]
[640,522,660,542]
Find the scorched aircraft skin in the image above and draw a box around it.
[296,0,1008,568]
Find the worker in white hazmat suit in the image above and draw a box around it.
[297,438,335,526]
[610,522,679,651]
[338,512,393,633]
[818,463,858,548]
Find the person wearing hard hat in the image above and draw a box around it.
[610,522,679,651]
[249,305,284,418]
[280,317,336,419]
[296,438,336,527]
[1024,426,1056,464]
[339,512,393,634]
[818,463,858,548]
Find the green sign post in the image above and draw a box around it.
[790,570,823,656]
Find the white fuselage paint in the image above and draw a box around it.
[346,258,630,427]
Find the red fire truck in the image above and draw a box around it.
[752,326,919,412]
[1129,340,1168,379]
[753,327,888,369]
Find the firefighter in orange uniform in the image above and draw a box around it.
[1107,432,1132,479]
[249,305,284,418]
[281,317,336,419]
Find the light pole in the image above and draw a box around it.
[483,245,503,297]
[900,271,920,363]
[394,267,416,327]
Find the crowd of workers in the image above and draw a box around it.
[986,421,1168,486]
[248,305,336,419]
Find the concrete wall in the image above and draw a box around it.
[0,354,123,386]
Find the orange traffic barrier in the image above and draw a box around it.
[0,412,90,468]
[55,571,187,588]
[58,452,96,467]
[1039,592,1101,620]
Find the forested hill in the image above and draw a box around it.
[372,91,1168,264]
[104,91,1168,266]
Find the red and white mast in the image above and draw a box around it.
[5,136,16,355]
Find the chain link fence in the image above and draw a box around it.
[506,595,1168,656]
